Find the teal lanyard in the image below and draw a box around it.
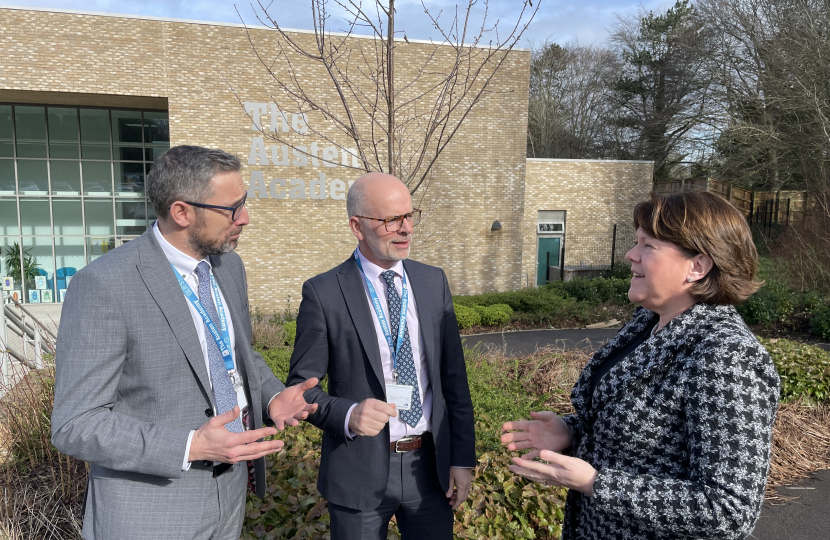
[354,250,409,378]
[170,263,234,371]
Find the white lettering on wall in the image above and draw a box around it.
[292,146,308,167]
[248,171,268,198]
[245,102,269,131]
[292,113,309,134]
[248,172,354,201]
[248,137,269,165]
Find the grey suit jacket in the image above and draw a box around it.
[51,228,284,534]
[286,256,476,511]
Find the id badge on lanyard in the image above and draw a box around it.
[354,251,415,410]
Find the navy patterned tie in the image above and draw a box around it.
[195,262,243,433]
[381,270,423,427]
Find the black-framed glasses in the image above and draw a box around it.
[180,193,248,221]
[355,209,421,232]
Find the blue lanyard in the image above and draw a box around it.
[354,250,408,376]
[170,263,235,371]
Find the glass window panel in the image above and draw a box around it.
[1,237,24,300]
[116,200,148,235]
[21,236,55,302]
[111,110,143,161]
[115,162,144,196]
[144,111,170,161]
[82,161,112,196]
[84,199,114,236]
[0,199,18,235]
[19,198,52,235]
[87,236,115,264]
[80,109,111,159]
[147,198,157,224]
[52,199,84,235]
[15,106,48,158]
[55,237,84,300]
[0,105,13,157]
[50,161,81,195]
[17,160,49,194]
[48,107,80,159]
[0,159,15,195]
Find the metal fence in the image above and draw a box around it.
[546,223,635,282]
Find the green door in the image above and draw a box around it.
[537,237,561,286]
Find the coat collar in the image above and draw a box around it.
[572,303,735,417]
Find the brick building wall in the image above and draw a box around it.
[0,7,530,310]
[523,159,654,282]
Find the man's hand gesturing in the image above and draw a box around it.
[348,399,397,437]
[268,377,320,430]
[188,407,284,464]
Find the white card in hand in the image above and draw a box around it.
[385,383,413,411]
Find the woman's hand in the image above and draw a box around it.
[501,411,572,453]
[509,449,597,495]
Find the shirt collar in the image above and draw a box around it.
[153,221,211,277]
[355,246,404,284]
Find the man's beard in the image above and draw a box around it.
[187,218,241,259]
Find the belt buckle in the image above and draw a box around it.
[394,436,415,453]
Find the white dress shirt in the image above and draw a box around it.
[153,223,249,469]
[344,247,433,442]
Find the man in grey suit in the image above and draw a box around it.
[51,145,318,540]
[287,173,476,539]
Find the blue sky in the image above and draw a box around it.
[3,0,671,46]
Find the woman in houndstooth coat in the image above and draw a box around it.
[502,191,780,540]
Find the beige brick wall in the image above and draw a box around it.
[0,7,529,310]
[523,159,654,283]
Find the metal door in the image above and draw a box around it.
[537,237,561,286]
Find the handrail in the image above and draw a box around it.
[9,296,58,341]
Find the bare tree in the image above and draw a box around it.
[526,40,622,159]
[236,0,537,195]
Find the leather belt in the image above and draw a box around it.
[390,432,431,453]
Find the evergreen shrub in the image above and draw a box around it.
[454,303,482,329]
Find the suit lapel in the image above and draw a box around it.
[402,260,436,385]
[338,257,385,390]
[136,229,214,407]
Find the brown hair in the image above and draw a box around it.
[633,191,761,305]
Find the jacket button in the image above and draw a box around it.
[205,408,214,417]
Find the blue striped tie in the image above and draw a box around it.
[195,262,243,433]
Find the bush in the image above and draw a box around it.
[810,303,830,340]
[760,337,830,403]
[260,347,293,381]
[738,280,795,325]
[455,287,582,316]
[454,303,481,329]
[245,346,568,539]
[283,320,297,347]
[473,304,514,326]
[547,277,630,305]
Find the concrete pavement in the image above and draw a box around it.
[464,327,830,540]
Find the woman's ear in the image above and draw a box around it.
[689,254,714,282]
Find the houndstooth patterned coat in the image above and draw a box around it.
[560,303,780,540]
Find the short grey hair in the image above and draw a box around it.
[346,180,368,218]
[146,145,241,219]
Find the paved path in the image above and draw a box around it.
[465,328,830,540]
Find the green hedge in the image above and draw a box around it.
[244,346,567,539]
[473,304,514,326]
[810,303,830,340]
[283,321,297,347]
[547,277,630,306]
[761,337,830,403]
[454,303,482,329]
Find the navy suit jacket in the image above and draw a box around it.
[287,256,476,510]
